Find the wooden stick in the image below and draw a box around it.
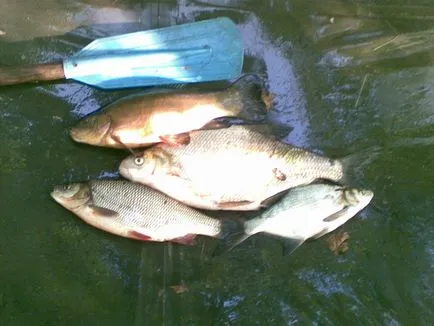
[0,63,65,86]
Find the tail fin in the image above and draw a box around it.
[212,218,251,257]
[340,145,383,187]
[229,74,273,122]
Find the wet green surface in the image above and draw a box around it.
[0,1,433,325]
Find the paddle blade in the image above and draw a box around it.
[63,17,244,89]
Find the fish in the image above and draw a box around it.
[50,179,240,244]
[69,76,271,148]
[215,183,374,255]
[119,125,369,211]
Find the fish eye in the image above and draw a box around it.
[63,185,72,191]
[135,157,144,166]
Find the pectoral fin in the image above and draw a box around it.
[128,230,152,241]
[170,234,196,245]
[89,205,119,218]
[216,200,254,209]
[323,207,350,222]
[160,133,190,146]
[111,134,138,155]
[282,238,305,256]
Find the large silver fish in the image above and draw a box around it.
[50,179,239,244]
[218,183,374,255]
[119,125,360,211]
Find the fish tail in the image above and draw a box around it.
[340,145,383,187]
[229,74,272,121]
[212,218,252,256]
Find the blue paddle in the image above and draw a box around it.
[0,17,244,89]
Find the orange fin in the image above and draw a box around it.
[272,168,287,181]
[171,234,196,245]
[160,133,190,146]
[89,205,118,217]
[128,230,152,241]
[216,200,254,209]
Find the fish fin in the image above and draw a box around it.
[226,122,292,140]
[218,217,245,239]
[211,216,248,256]
[212,233,251,257]
[264,123,293,140]
[89,205,119,217]
[310,228,329,240]
[128,230,152,241]
[310,178,343,186]
[159,133,190,146]
[212,220,251,257]
[272,168,287,181]
[282,238,305,256]
[339,145,383,186]
[323,207,350,222]
[260,189,289,208]
[111,134,137,156]
[215,200,254,209]
[231,74,271,122]
[199,119,232,130]
[171,234,196,245]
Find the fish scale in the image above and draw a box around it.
[214,183,374,255]
[162,126,343,187]
[69,77,269,149]
[120,125,346,210]
[90,180,219,230]
[89,180,221,234]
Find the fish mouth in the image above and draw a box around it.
[50,189,67,205]
[50,190,58,200]
[119,159,133,180]
[50,185,91,210]
[69,127,84,142]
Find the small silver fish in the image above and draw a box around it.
[218,183,374,255]
[50,179,239,244]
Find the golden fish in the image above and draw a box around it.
[69,77,271,148]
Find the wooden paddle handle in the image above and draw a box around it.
[0,63,65,86]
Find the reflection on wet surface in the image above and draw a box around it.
[0,0,433,325]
